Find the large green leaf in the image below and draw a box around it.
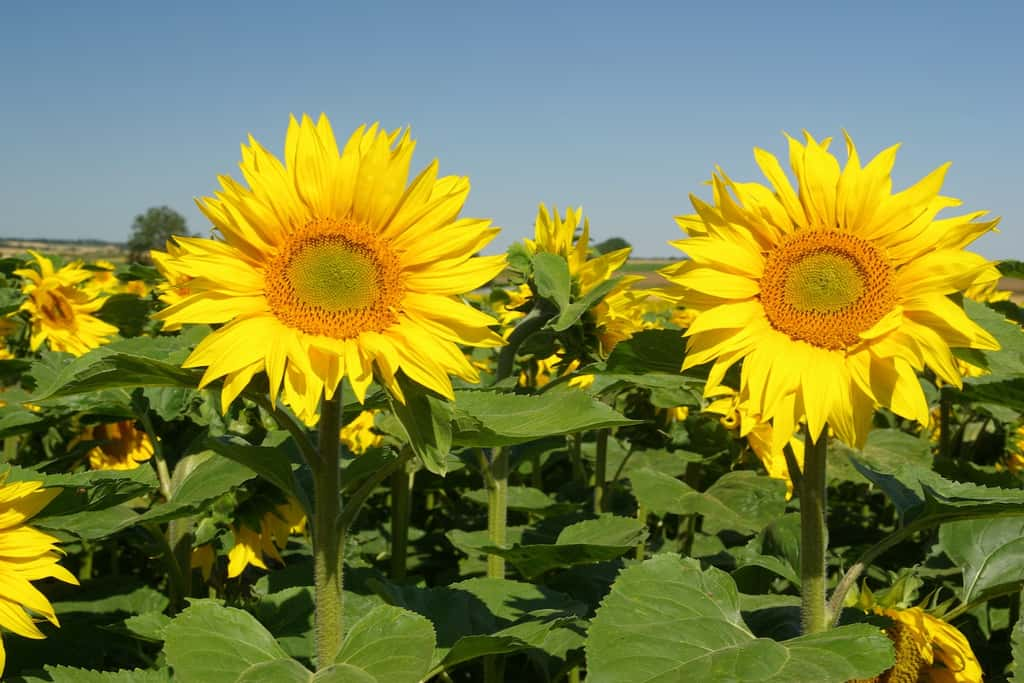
[333,605,436,683]
[551,277,622,331]
[843,429,1024,528]
[586,555,893,682]
[449,516,645,579]
[207,431,309,513]
[30,329,207,400]
[533,252,571,312]
[958,298,1024,384]
[938,516,1024,604]
[35,666,171,683]
[135,451,258,524]
[162,600,291,683]
[630,469,786,535]
[451,390,637,447]
[1013,590,1024,683]
[389,376,453,476]
[374,576,585,674]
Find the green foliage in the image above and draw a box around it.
[593,236,631,254]
[585,555,894,682]
[127,206,189,263]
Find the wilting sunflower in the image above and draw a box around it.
[227,499,306,577]
[339,409,382,455]
[0,477,78,676]
[75,420,154,471]
[664,132,999,448]
[152,115,505,423]
[525,204,651,355]
[853,605,982,683]
[705,387,804,497]
[14,251,118,357]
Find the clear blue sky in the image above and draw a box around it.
[1,1,1021,259]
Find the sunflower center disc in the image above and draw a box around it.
[40,290,76,327]
[287,241,378,311]
[760,230,896,350]
[265,218,404,339]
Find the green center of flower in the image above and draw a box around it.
[264,217,405,339]
[784,252,865,313]
[286,239,378,311]
[760,230,896,350]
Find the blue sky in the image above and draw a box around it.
[1,1,1021,259]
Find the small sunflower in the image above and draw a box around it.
[0,476,79,676]
[664,132,999,448]
[525,204,650,354]
[83,260,119,297]
[339,409,382,455]
[152,115,505,424]
[14,251,118,357]
[227,499,306,578]
[75,421,154,471]
[854,605,982,683]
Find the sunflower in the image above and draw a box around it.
[525,204,650,355]
[663,132,999,448]
[83,259,119,297]
[75,420,154,471]
[339,409,382,455]
[14,251,118,357]
[854,605,982,683]
[0,476,79,676]
[152,115,505,424]
[227,499,306,578]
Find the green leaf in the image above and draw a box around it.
[236,659,314,683]
[604,329,687,375]
[451,390,637,447]
[162,600,291,683]
[1012,589,1024,683]
[30,329,207,400]
[207,431,308,513]
[938,516,1024,604]
[958,299,1024,383]
[461,486,577,515]
[96,293,154,338]
[551,276,621,331]
[630,469,786,534]
[389,376,453,476]
[135,451,258,524]
[41,666,171,683]
[54,580,168,616]
[586,555,893,683]
[450,515,646,579]
[334,605,436,683]
[533,252,572,312]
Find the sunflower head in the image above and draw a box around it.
[14,251,118,357]
[664,132,1000,448]
[0,476,79,677]
[75,420,154,471]
[152,115,506,423]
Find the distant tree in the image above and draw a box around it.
[594,236,631,255]
[127,206,189,263]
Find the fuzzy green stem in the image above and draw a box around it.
[494,310,554,382]
[594,428,610,513]
[313,393,344,670]
[390,462,412,580]
[799,428,830,634]
[487,448,509,579]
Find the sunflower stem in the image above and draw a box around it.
[487,447,509,579]
[313,393,344,670]
[594,428,609,513]
[799,428,830,634]
[390,459,412,581]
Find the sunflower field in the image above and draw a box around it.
[1,116,1024,683]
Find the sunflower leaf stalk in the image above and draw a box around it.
[799,428,830,634]
[312,393,345,669]
[486,447,510,579]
